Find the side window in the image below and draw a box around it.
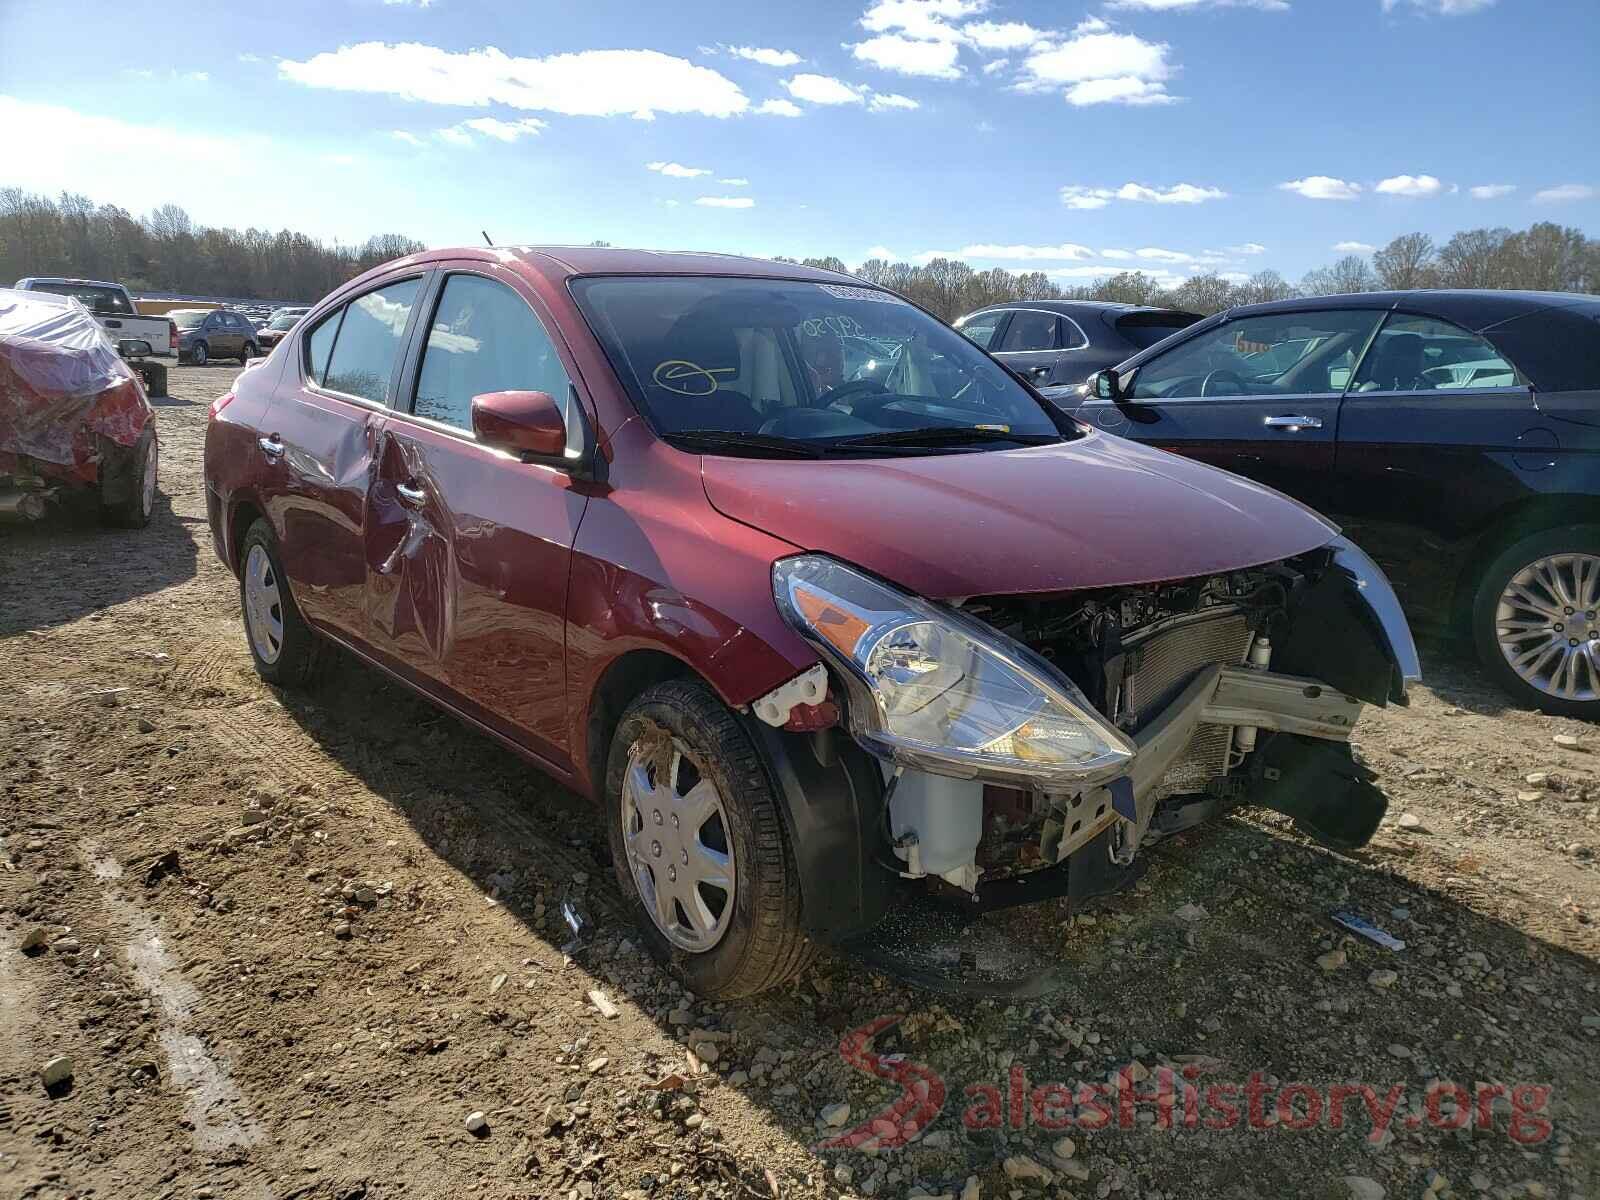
[998,310,1059,352]
[1353,315,1521,393]
[413,274,572,433]
[956,311,1007,350]
[323,278,421,404]
[1129,310,1385,400]
[1059,317,1087,350]
[304,307,343,385]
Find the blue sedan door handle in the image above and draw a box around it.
[1264,414,1322,430]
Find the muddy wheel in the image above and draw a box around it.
[190,340,208,366]
[239,341,257,364]
[1474,525,1600,719]
[605,679,814,999]
[99,427,158,529]
[238,519,330,688]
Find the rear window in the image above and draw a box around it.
[1116,310,1200,351]
[30,282,133,316]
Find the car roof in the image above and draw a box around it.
[1227,289,1599,332]
[18,276,124,288]
[369,245,864,287]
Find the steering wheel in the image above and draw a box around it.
[820,378,891,410]
[1200,369,1249,397]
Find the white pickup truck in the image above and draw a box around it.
[13,277,176,357]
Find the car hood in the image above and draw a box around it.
[700,430,1338,599]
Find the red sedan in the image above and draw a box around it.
[204,247,1417,997]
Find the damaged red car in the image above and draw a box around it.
[204,248,1419,998]
[1,287,159,527]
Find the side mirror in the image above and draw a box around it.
[1089,368,1123,401]
[116,338,153,358]
[471,389,568,459]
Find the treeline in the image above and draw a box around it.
[3,187,1595,319]
[789,220,1600,321]
[0,189,425,303]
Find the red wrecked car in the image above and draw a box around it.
[0,287,159,527]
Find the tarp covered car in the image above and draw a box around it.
[0,287,158,527]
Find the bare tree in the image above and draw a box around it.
[1301,255,1378,296]
[1373,233,1436,290]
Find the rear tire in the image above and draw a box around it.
[190,341,208,367]
[1473,525,1600,719]
[99,427,157,529]
[604,679,815,999]
[239,341,257,364]
[238,519,331,688]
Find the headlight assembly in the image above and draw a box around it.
[772,554,1134,789]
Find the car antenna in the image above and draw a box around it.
[482,230,495,247]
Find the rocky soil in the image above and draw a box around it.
[2,364,1597,1200]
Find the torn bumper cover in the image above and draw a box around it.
[0,287,153,490]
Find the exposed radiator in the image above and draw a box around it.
[1119,609,1256,797]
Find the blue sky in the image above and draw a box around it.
[1,0,1596,287]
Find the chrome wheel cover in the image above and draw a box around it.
[621,736,736,953]
[243,544,285,665]
[1495,552,1600,702]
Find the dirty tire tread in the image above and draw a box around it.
[1472,523,1600,720]
[238,520,333,690]
[606,679,815,999]
[99,426,155,529]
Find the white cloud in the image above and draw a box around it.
[647,161,711,178]
[981,57,1010,74]
[435,126,475,147]
[864,245,897,260]
[1469,183,1516,199]
[955,243,1096,260]
[382,0,436,6]
[860,0,985,42]
[755,98,804,117]
[869,91,921,110]
[1060,182,1225,208]
[461,116,546,142]
[1279,175,1362,200]
[1382,0,1496,14]
[964,21,1047,50]
[1534,183,1597,204]
[853,34,964,78]
[1229,242,1267,255]
[1374,173,1443,197]
[1333,240,1376,252]
[1108,0,1289,9]
[783,73,866,104]
[695,196,755,209]
[718,177,750,186]
[724,45,803,67]
[1137,247,1198,263]
[1022,26,1178,107]
[1101,249,1134,260]
[279,43,749,120]
[391,130,426,147]
[238,52,263,63]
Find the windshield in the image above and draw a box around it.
[572,275,1064,456]
[32,282,133,316]
[172,310,211,329]
[268,314,300,330]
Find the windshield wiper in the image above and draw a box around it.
[825,426,1061,450]
[661,430,826,459]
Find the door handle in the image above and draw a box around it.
[258,435,284,458]
[1263,415,1322,430]
[396,482,427,506]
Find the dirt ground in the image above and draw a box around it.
[3,363,1598,1200]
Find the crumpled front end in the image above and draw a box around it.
[763,537,1419,918]
[0,287,153,497]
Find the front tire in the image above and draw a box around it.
[238,519,330,688]
[604,679,814,999]
[190,340,208,366]
[1473,525,1600,719]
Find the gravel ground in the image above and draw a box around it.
[2,363,1598,1200]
